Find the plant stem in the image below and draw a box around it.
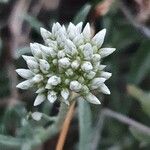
[56,101,76,150]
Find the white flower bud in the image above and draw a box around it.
[40,44,57,58]
[70,81,82,92]
[52,22,61,35]
[26,59,39,73]
[58,57,70,68]
[65,79,70,85]
[81,85,89,94]
[81,61,93,72]
[85,93,101,104]
[31,112,42,121]
[30,43,42,58]
[47,91,57,103]
[61,89,69,100]
[99,65,106,70]
[16,80,33,89]
[40,27,52,40]
[57,50,65,58]
[76,22,83,33]
[99,48,116,58]
[73,34,84,47]
[22,55,36,62]
[82,43,93,60]
[52,59,58,65]
[39,59,50,73]
[86,71,96,79]
[83,23,91,40]
[34,94,46,106]
[16,69,34,79]
[32,74,43,83]
[92,54,101,62]
[101,71,112,79]
[48,76,61,86]
[98,84,110,95]
[65,39,77,56]
[91,77,106,89]
[78,76,85,83]
[36,87,45,93]
[66,69,74,76]
[71,60,80,69]
[92,29,106,48]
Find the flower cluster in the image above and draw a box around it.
[16,22,115,106]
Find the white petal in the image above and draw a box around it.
[83,23,91,39]
[40,44,56,57]
[40,27,52,40]
[16,69,34,79]
[65,39,77,56]
[22,55,36,62]
[99,84,110,95]
[71,60,80,69]
[34,94,46,106]
[47,91,57,103]
[91,77,106,89]
[85,93,101,104]
[101,71,112,79]
[31,112,42,121]
[70,81,82,92]
[86,71,96,79]
[36,87,45,93]
[57,50,66,58]
[16,80,33,89]
[92,54,101,62]
[99,65,106,70]
[81,61,93,73]
[73,34,84,46]
[76,22,83,33]
[58,57,70,68]
[48,76,61,86]
[39,59,50,73]
[26,60,39,72]
[82,43,93,60]
[61,89,69,100]
[65,69,74,76]
[32,74,43,83]
[99,48,116,58]
[52,22,61,35]
[30,43,42,58]
[92,29,106,48]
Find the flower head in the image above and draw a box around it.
[16,22,115,105]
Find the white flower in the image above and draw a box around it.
[16,80,33,89]
[81,61,93,72]
[99,48,116,58]
[39,59,50,73]
[47,91,57,103]
[92,29,106,48]
[70,81,82,92]
[47,76,61,86]
[84,93,101,104]
[58,57,70,68]
[16,69,34,79]
[31,112,42,121]
[34,94,46,106]
[16,22,115,105]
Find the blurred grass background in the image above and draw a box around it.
[0,0,150,150]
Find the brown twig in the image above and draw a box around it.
[56,101,76,150]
